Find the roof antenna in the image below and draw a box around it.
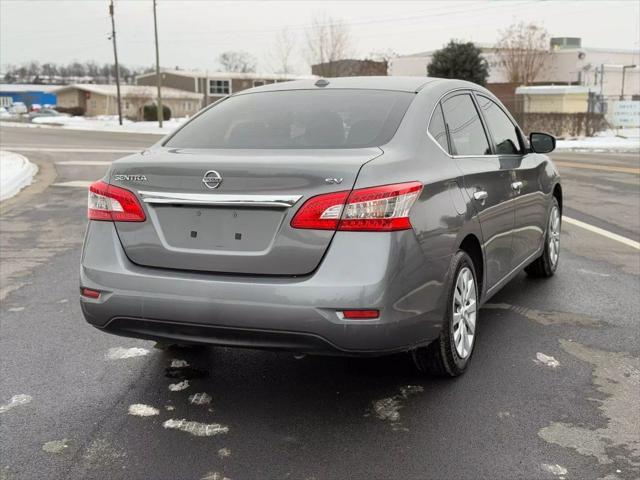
[315,78,329,87]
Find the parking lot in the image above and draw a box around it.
[0,126,638,480]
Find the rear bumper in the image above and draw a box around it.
[80,222,451,355]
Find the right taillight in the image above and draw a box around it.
[88,180,146,222]
[291,181,422,232]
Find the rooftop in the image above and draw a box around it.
[53,84,203,99]
[515,85,596,95]
[136,68,316,81]
[0,84,60,93]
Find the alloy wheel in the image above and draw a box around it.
[452,267,477,359]
[548,206,561,267]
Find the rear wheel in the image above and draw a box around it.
[412,251,478,377]
[525,197,560,278]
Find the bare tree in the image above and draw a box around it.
[305,14,353,77]
[125,91,153,120]
[495,22,551,85]
[218,51,257,73]
[268,27,297,74]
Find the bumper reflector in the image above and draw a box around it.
[342,309,380,319]
[81,288,101,299]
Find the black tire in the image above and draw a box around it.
[411,251,479,377]
[525,197,560,278]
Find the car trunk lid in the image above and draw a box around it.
[111,147,381,275]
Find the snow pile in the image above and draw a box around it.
[0,151,38,201]
[556,128,640,152]
[31,114,188,135]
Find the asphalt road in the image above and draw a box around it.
[1,126,639,480]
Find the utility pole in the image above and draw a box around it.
[109,0,123,125]
[153,0,163,128]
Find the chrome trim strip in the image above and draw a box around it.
[138,191,302,208]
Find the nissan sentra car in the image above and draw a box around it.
[80,76,561,377]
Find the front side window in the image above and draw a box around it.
[477,95,521,154]
[209,79,230,95]
[165,89,415,149]
[428,103,449,153]
[441,94,491,156]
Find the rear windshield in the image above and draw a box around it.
[165,89,414,149]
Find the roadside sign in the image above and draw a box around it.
[606,100,640,128]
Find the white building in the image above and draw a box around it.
[389,38,640,98]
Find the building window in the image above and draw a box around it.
[253,80,266,87]
[183,101,192,110]
[209,79,230,95]
[124,101,131,109]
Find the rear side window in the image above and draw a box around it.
[476,95,521,154]
[441,94,491,156]
[428,103,449,153]
[165,90,415,149]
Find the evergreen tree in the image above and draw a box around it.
[427,41,489,86]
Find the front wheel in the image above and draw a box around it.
[525,197,560,278]
[411,251,479,377]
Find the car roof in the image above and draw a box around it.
[234,76,445,94]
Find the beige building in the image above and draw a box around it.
[136,69,315,107]
[54,84,203,119]
[515,85,594,113]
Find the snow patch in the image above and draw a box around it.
[30,115,188,135]
[162,419,228,437]
[373,397,402,422]
[0,151,38,201]
[541,463,568,476]
[7,307,24,312]
[42,439,69,454]
[189,392,212,405]
[0,394,32,413]
[536,352,561,368]
[170,359,190,368]
[200,472,231,480]
[372,385,424,424]
[556,130,639,152]
[106,347,150,360]
[168,380,190,391]
[217,447,231,458]
[128,404,159,417]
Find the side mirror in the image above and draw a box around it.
[529,132,556,154]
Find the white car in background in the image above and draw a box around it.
[9,102,27,114]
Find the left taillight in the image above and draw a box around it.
[291,181,422,232]
[88,180,146,222]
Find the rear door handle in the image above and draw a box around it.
[511,181,523,191]
[473,191,488,201]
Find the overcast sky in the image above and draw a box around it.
[1,0,639,74]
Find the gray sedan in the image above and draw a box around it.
[80,76,561,377]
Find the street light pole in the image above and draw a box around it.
[153,0,163,128]
[109,0,123,126]
[620,64,637,100]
